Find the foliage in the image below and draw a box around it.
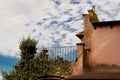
[50,56,71,76]
[2,37,71,80]
[19,37,38,59]
[2,37,38,80]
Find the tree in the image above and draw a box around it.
[2,37,38,80]
[2,37,71,80]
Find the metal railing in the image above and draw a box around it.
[39,46,77,61]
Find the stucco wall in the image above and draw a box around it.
[90,24,120,67]
[72,43,84,75]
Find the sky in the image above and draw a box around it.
[0,0,120,79]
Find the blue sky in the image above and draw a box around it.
[0,0,120,79]
[0,55,19,80]
[0,54,19,74]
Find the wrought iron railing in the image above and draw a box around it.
[39,46,77,61]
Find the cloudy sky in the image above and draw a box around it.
[0,0,120,79]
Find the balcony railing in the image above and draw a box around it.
[39,46,77,61]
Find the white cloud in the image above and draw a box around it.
[0,0,120,58]
[0,75,3,80]
[94,0,120,21]
[0,0,55,58]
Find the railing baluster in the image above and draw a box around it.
[39,46,77,61]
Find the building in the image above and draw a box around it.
[72,9,120,77]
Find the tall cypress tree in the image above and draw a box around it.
[19,37,37,69]
[2,37,71,80]
[2,37,38,80]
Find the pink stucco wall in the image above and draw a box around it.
[90,24,120,67]
[72,43,84,75]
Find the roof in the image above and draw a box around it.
[92,20,120,26]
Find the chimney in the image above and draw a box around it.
[82,9,99,49]
[82,14,90,49]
